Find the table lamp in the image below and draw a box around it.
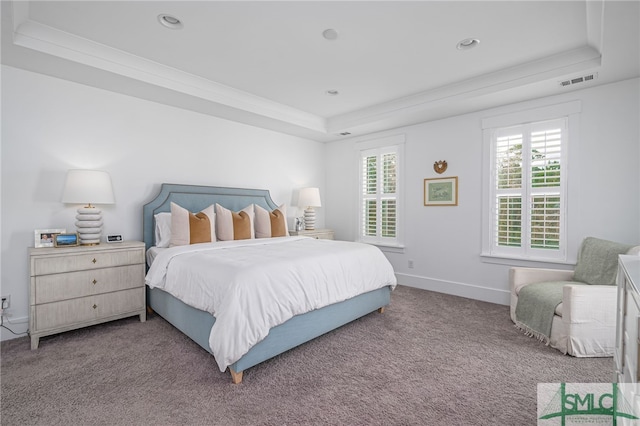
[298,187,321,230]
[62,169,115,245]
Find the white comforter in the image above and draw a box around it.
[145,236,397,372]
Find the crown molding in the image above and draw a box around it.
[3,0,611,142]
[327,46,601,134]
[12,16,327,133]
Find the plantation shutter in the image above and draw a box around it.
[360,146,399,245]
[491,118,567,259]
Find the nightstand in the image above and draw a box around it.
[28,241,146,349]
[289,229,334,240]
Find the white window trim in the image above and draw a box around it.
[480,101,581,264]
[355,134,405,250]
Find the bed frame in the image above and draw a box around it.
[142,183,392,383]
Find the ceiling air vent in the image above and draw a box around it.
[559,72,598,88]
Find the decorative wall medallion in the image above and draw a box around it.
[433,160,448,174]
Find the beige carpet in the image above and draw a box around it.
[1,285,612,425]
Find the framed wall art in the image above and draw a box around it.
[34,229,66,248]
[424,177,458,206]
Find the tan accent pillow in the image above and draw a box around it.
[215,204,255,241]
[170,202,216,247]
[254,204,289,238]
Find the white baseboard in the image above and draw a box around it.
[0,315,29,341]
[395,273,510,306]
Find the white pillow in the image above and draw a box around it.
[170,202,216,247]
[154,212,172,248]
[215,204,254,241]
[254,204,289,238]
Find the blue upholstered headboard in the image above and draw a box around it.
[142,184,279,251]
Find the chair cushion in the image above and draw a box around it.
[573,237,633,285]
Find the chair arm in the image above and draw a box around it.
[509,267,575,294]
[562,284,617,324]
[561,284,618,356]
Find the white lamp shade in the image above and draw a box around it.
[62,169,115,205]
[298,187,321,208]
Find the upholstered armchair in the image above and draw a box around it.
[510,237,640,357]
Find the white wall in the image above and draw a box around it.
[0,65,326,340]
[3,65,638,341]
[326,78,640,305]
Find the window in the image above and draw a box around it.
[482,102,580,262]
[357,136,404,247]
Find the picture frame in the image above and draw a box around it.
[34,229,66,248]
[54,233,79,247]
[424,177,458,206]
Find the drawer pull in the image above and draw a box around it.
[93,304,97,309]
[92,279,97,285]
[92,258,97,264]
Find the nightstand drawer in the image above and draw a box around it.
[34,264,145,304]
[34,288,145,332]
[33,248,144,275]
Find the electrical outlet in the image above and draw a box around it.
[408,259,414,269]
[1,295,10,311]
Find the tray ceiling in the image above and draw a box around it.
[2,1,638,142]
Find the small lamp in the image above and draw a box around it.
[298,187,321,230]
[62,169,115,245]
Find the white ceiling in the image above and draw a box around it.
[2,1,639,142]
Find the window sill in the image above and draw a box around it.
[357,238,405,254]
[374,244,405,254]
[480,253,574,268]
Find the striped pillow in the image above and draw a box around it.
[169,202,216,246]
[215,204,255,241]
[254,204,289,238]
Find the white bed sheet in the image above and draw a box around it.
[146,246,163,266]
[145,236,397,372]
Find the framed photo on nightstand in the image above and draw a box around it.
[34,229,66,248]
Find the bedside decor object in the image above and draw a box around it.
[107,234,123,243]
[34,229,66,248]
[433,160,448,174]
[424,176,458,206]
[62,169,115,245]
[298,187,321,230]
[53,233,79,247]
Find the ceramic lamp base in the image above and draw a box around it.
[76,206,103,245]
[304,207,316,230]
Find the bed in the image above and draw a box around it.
[143,183,396,383]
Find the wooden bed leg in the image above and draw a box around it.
[377,307,385,314]
[146,305,154,315]
[229,368,243,384]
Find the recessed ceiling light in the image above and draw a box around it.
[322,29,339,40]
[456,38,480,50]
[158,14,183,30]
[325,90,339,96]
